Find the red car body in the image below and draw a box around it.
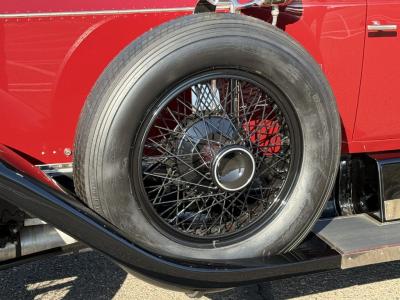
[0,0,399,165]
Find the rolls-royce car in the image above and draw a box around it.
[1,0,400,295]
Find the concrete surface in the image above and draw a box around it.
[1,250,400,300]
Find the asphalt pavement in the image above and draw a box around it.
[1,250,400,300]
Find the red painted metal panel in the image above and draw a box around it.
[0,1,198,13]
[0,144,63,191]
[353,1,400,143]
[281,0,367,150]
[0,11,191,164]
[1,0,398,164]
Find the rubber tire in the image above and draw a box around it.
[73,13,341,260]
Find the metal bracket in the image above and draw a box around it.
[206,0,264,13]
[206,0,288,10]
[206,0,280,25]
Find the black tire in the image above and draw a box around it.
[73,13,341,260]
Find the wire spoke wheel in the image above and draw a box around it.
[136,70,301,245]
[75,13,340,258]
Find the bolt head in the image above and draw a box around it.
[64,148,72,156]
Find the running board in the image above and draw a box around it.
[314,214,400,269]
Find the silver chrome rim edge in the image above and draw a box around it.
[0,7,196,19]
[213,147,256,192]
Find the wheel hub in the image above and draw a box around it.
[212,146,256,192]
[176,116,238,187]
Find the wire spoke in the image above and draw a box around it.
[139,74,294,240]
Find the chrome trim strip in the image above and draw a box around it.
[0,7,195,19]
[36,163,73,175]
[24,218,47,227]
[368,24,398,32]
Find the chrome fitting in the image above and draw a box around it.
[206,0,289,12]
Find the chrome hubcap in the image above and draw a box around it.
[212,146,255,192]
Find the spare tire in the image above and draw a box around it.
[73,13,341,260]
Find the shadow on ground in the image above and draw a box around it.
[210,260,400,299]
[0,251,127,300]
[1,250,400,299]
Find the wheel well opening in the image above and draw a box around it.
[195,0,217,13]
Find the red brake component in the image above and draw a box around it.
[243,119,281,156]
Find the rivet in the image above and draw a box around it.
[64,148,72,156]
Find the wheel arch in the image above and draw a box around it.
[52,3,325,157]
[49,10,196,154]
